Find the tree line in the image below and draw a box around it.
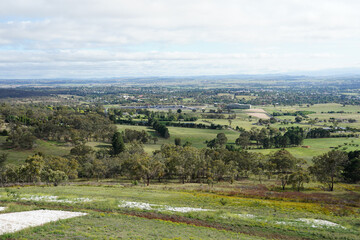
[1,136,358,190]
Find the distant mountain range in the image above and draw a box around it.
[1,68,360,87]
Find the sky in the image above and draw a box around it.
[0,0,360,79]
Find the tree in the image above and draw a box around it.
[251,153,267,184]
[177,109,182,114]
[216,133,227,146]
[183,141,192,147]
[174,138,182,146]
[310,150,348,191]
[343,151,360,183]
[0,153,7,168]
[343,158,360,183]
[152,120,170,139]
[0,153,8,185]
[111,132,125,155]
[70,144,94,156]
[7,124,36,149]
[268,150,297,190]
[235,135,250,149]
[41,169,68,186]
[44,155,78,179]
[124,153,165,186]
[23,154,45,183]
[206,139,219,149]
[288,170,310,191]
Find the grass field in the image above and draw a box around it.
[116,124,360,161]
[262,103,360,114]
[117,124,239,152]
[196,116,258,130]
[262,103,360,128]
[0,136,71,165]
[0,181,359,239]
[250,137,360,162]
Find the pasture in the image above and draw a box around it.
[250,137,360,161]
[116,124,239,152]
[0,136,71,165]
[116,124,360,161]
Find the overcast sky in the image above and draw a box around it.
[0,0,360,79]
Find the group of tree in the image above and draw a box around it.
[235,127,304,149]
[0,153,75,186]
[0,104,116,149]
[306,128,331,138]
[122,129,152,144]
[1,135,358,190]
[150,120,170,139]
[206,133,228,149]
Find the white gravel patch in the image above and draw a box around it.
[118,201,154,210]
[223,214,345,229]
[162,206,209,213]
[237,213,256,218]
[118,201,211,212]
[20,195,92,203]
[298,218,345,229]
[0,207,5,211]
[0,210,87,235]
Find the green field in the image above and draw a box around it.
[262,103,360,114]
[0,182,359,239]
[0,136,71,165]
[117,124,239,152]
[116,124,360,161]
[250,137,360,162]
[262,103,360,128]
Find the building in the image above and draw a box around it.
[226,104,251,109]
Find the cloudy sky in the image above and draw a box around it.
[0,0,360,79]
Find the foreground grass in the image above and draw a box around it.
[1,182,359,239]
[3,211,261,240]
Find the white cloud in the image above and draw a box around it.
[0,0,359,78]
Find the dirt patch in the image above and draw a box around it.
[247,113,270,119]
[244,108,270,119]
[244,108,267,113]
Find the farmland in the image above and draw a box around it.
[114,124,360,161]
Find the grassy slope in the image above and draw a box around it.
[0,183,359,239]
[117,124,239,153]
[0,136,71,165]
